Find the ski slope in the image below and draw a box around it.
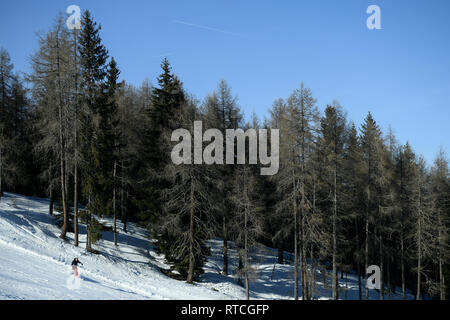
[0,192,413,300]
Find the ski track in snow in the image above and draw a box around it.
[0,192,415,300]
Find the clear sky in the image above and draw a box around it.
[1,0,449,165]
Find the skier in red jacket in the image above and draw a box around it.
[71,258,83,277]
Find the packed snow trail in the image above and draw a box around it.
[0,193,232,300]
[0,192,413,300]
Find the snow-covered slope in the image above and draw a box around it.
[0,192,413,300]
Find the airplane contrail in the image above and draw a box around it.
[172,20,241,37]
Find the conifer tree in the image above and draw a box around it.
[317,103,347,299]
[231,162,264,299]
[266,98,289,265]
[360,112,384,299]
[200,80,243,276]
[161,98,213,282]
[78,9,109,251]
[412,155,433,299]
[275,83,318,300]
[0,48,14,198]
[430,150,450,300]
[99,57,121,245]
[28,17,73,240]
[343,123,364,299]
[394,142,416,299]
[142,58,186,259]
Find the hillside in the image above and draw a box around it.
[0,192,413,300]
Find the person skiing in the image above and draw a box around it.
[71,257,83,277]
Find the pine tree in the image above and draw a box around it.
[0,48,14,198]
[70,27,81,247]
[141,58,187,260]
[394,142,416,299]
[99,57,121,245]
[412,155,434,299]
[231,162,264,299]
[343,123,364,299]
[266,98,289,265]
[160,98,213,282]
[317,103,347,299]
[360,112,384,299]
[78,9,109,251]
[430,150,449,300]
[382,126,400,299]
[116,82,146,233]
[275,83,318,300]
[375,132,395,300]
[28,17,73,240]
[200,80,243,276]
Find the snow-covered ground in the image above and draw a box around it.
[0,192,413,300]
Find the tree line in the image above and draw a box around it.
[0,10,448,300]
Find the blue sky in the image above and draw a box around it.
[1,0,449,164]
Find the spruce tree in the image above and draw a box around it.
[97,57,121,244]
[360,112,384,299]
[141,58,186,259]
[78,9,108,251]
[161,98,213,282]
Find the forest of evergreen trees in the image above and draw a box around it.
[0,11,448,300]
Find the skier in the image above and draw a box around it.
[71,257,83,277]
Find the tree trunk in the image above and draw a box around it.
[416,208,421,300]
[365,145,372,300]
[300,194,308,300]
[73,163,78,246]
[400,159,406,300]
[120,160,126,233]
[73,28,79,247]
[123,191,128,232]
[365,206,369,300]
[86,194,92,251]
[0,141,3,198]
[438,211,445,300]
[310,244,315,300]
[187,170,195,284]
[332,167,338,300]
[113,161,117,246]
[357,261,362,300]
[222,215,228,276]
[49,187,54,216]
[64,122,69,219]
[237,251,244,286]
[387,253,391,300]
[277,247,284,264]
[57,31,68,241]
[379,231,384,300]
[244,176,249,300]
[293,166,298,300]
[355,219,362,300]
[401,229,406,300]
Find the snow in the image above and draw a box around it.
[0,192,414,300]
